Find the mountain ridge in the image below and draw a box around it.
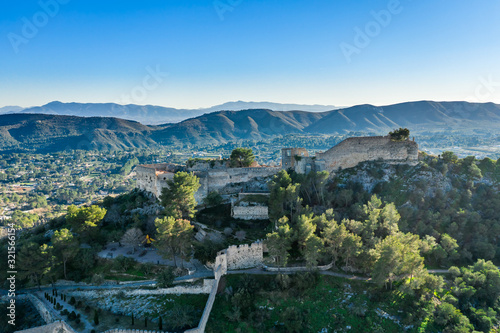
[9,101,339,125]
[1,101,500,151]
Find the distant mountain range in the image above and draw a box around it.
[0,113,157,152]
[1,101,500,152]
[0,106,24,113]
[0,101,338,125]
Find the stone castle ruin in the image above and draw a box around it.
[136,163,279,203]
[282,135,419,174]
[136,135,419,202]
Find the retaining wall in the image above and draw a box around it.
[27,294,57,324]
[103,329,165,333]
[232,206,269,220]
[263,261,334,272]
[66,280,214,298]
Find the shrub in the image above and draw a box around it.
[204,191,223,207]
[113,255,137,272]
[235,230,246,241]
[224,227,233,236]
[68,311,77,321]
[116,290,126,299]
[91,273,105,286]
[69,296,76,305]
[157,267,175,288]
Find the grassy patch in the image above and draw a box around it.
[207,274,420,333]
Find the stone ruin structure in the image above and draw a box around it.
[185,241,263,333]
[231,193,269,220]
[136,136,419,202]
[223,241,264,270]
[136,162,279,203]
[282,135,419,174]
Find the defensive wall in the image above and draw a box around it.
[184,250,227,333]
[194,166,279,203]
[185,241,263,333]
[283,136,419,174]
[135,164,178,198]
[317,136,418,172]
[225,241,264,270]
[136,162,279,202]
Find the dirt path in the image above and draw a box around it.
[227,267,372,281]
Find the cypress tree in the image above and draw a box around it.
[145,317,147,327]
[159,316,162,330]
[131,313,134,325]
[94,310,99,325]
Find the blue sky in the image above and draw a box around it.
[1,0,499,108]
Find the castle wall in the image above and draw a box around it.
[316,136,418,172]
[282,148,309,170]
[185,241,262,333]
[185,250,227,333]
[225,242,264,270]
[135,164,175,198]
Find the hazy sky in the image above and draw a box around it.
[1,0,499,108]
